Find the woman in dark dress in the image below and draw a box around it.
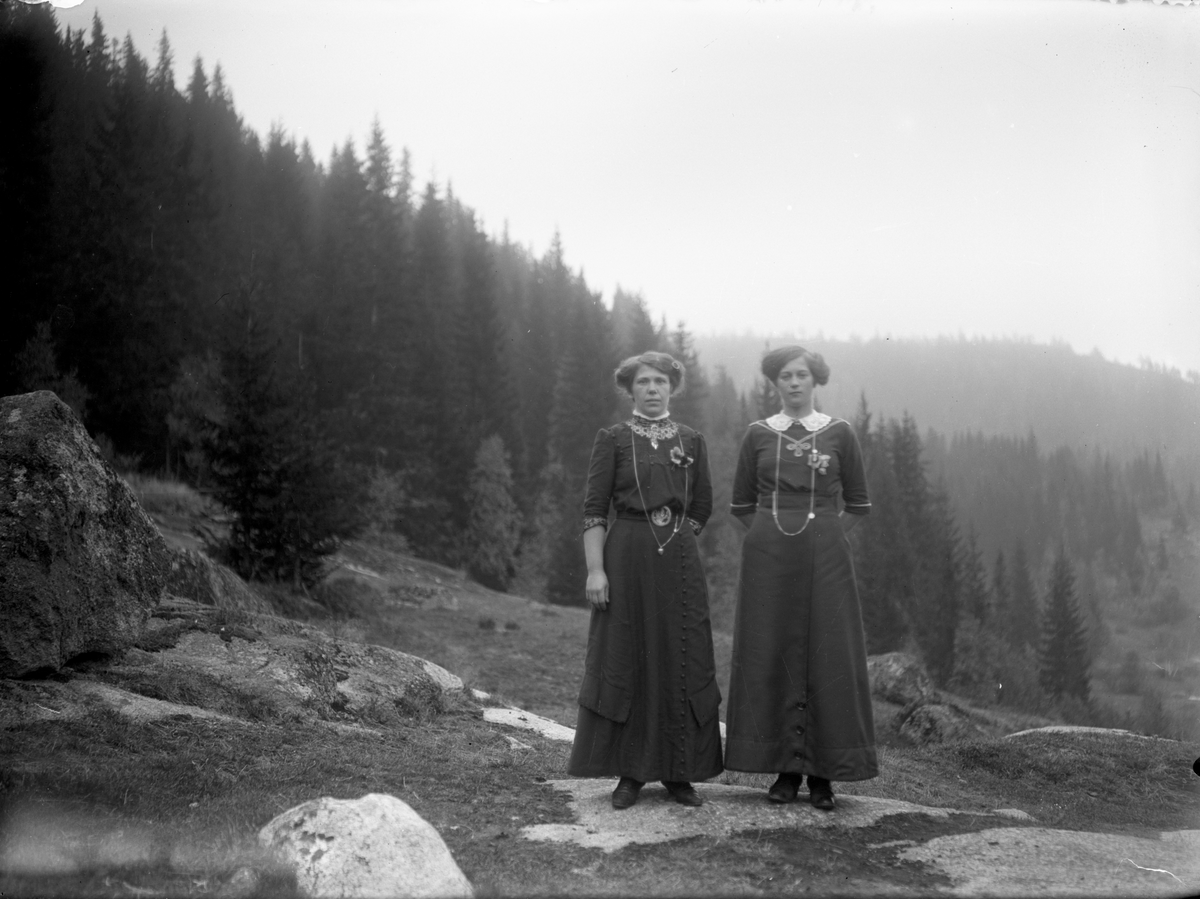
[567,351,724,810]
[725,345,877,811]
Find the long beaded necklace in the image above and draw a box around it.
[768,418,831,537]
[630,418,689,555]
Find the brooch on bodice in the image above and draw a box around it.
[629,416,679,450]
[669,445,694,468]
[784,437,831,475]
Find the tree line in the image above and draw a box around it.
[696,333,1200,496]
[2,6,633,596]
[4,7,1192,733]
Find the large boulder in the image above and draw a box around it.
[0,392,169,677]
[259,793,473,898]
[867,651,936,706]
[165,546,274,615]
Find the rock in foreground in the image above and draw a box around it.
[259,793,473,898]
[0,391,169,677]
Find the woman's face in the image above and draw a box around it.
[775,356,814,412]
[630,364,672,417]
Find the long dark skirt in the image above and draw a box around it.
[567,518,724,783]
[724,503,878,781]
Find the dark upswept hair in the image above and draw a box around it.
[761,345,830,386]
[614,351,685,395]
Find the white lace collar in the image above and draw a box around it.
[765,410,832,432]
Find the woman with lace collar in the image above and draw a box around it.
[566,351,723,810]
[724,345,877,811]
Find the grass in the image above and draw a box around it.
[121,473,216,521]
[1,695,577,897]
[5,491,1200,896]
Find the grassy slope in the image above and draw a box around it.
[2,481,1197,896]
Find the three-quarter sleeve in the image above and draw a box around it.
[686,432,713,531]
[582,427,616,531]
[729,427,759,519]
[840,425,871,515]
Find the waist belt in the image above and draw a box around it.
[616,507,677,526]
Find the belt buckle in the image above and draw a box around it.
[650,506,672,527]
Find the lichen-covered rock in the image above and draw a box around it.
[259,793,473,898]
[867,651,936,706]
[153,625,461,724]
[898,702,982,744]
[165,546,274,615]
[0,391,169,677]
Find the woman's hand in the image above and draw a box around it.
[586,569,609,610]
[839,511,862,533]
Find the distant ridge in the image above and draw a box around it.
[694,334,1200,486]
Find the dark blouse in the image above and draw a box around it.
[730,417,870,518]
[582,419,713,532]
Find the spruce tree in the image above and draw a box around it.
[1038,546,1091,703]
[543,297,615,606]
[13,321,91,422]
[960,526,989,621]
[668,323,709,432]
[1008,541,1039,650]
[852,411,911,653]
[923,487,961,683]
[754,375,776,420]
[991,549,1011,620]
[510,460,567,602]
[610,288,662,360]
[465,436,523,591]
[205,292,364,586]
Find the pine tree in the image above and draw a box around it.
[465,436,523,591]
[1038,546,1091,703]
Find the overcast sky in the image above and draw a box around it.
[51,0,1200,375]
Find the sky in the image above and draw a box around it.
[47,0,1200,376]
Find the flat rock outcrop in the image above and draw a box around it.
[259,793,473,898]
[107,610,463,725]
[0,391,169,677]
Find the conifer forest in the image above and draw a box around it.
[3,5,1198,738]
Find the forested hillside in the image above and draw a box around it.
[4,6,1196,739]
[1,5,646,599]
[696,333,1200,490]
